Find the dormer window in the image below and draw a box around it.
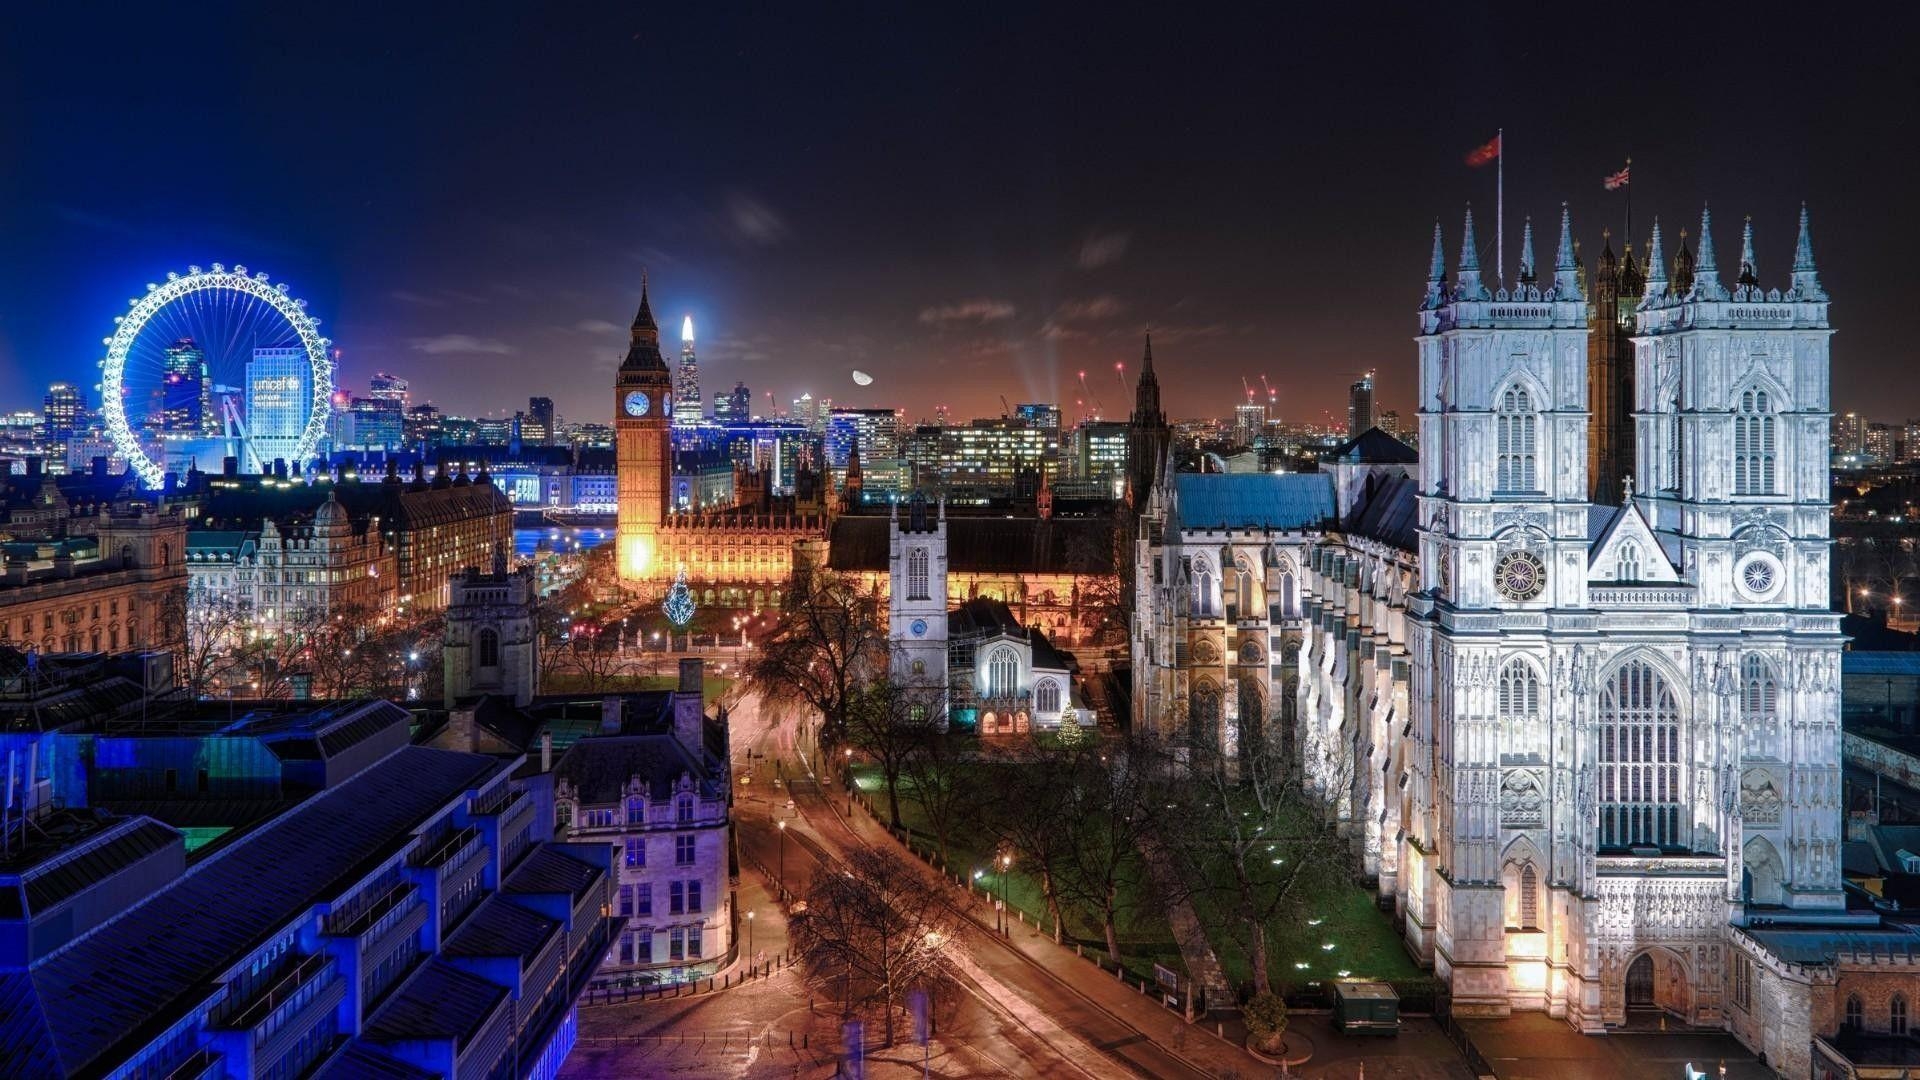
[676,795,695,824]
[626,796,646,825]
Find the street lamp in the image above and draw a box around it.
[999,853,1013,934]
[747,909,755,959]
[777,819,788,899]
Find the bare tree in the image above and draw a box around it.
[986,741,1082,943]
[1060,742,1159,963]
[158,585,251,698]
[844,672,945,830]
[1159,731,1350,997]
[792,846,957,1047]
[902,728,983,868]
[746,570,886,747]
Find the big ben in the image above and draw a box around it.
[615,275,672,581]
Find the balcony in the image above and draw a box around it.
[411,825,483,876]
[211,952,338,1038]
[323,882,415,938]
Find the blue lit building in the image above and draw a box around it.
[244,348,313,472]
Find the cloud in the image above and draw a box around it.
[918,298,1017,326]
[1055,295,1125,322]
[1076,230,1131,269]
[574,319,622,335]
[410,334,515,356]
[727,193,790,246]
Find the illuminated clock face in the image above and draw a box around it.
[624,390,650,417]
[1494,550,1547,602]
[910,619,928,637]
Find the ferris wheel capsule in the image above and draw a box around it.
[188,265,202,275]
[211,263,225,274]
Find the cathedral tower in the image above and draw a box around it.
[1587,231,1643,503]
[616,275,674,581]
[1126,331,1170,509]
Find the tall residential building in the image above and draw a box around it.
[675,315,702,427]
[161,338,214,435]
[1903,420,1920,463]
[1865,422,1896,464]
[1587,229,1646,503]
[526,396,556,444]
[1832,411,1866,460]
[244,347,313,471]
[42,382,83,442]
[1346,370,1375,436]
[1234,401,1267,445]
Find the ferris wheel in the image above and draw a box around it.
[98,264,334,488]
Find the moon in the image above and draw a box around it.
[851,370,873,387]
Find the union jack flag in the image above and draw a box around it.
[1603,165,1631,191]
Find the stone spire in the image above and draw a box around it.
[1553,204,1580,299]
[1517,216,1537,286]
[1692,206,1725,300]
[1641,219,1669,305]
[1738,216,1759,288]
[621,271,668,372]
[1672,228,1696,297]
[1791,203,1827,301]
[1423,221,1447,309]
[1457,205,1489,300]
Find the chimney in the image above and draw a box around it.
[674,659,706,757]
[601,696,623,734]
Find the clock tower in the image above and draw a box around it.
[616,275,673,581]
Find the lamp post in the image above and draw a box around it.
[999,853,1012,935]
[747,909,755,960]
[777,819,788,900]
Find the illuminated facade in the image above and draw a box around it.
[1135,206,1847,1072]
[0,498,187,656]
[245,347,313,472]
[615,278,674,581]
[674,315,702,427]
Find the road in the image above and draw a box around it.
[728,691,1217,1080]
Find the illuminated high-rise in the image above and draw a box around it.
[42,382,83,442]
[161,338,215,435]
[1346,369,1375,436]
[675,315,702,426]
[245,347,313,471]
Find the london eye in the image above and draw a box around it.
[98,264,333,488]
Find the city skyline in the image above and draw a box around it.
[2,9,1915,427]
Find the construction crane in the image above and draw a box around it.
[999,394,1012,419]
[1241,376,1257,402]
[1077,370,1101,420]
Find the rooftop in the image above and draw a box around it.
[1173,472,1336,532]
[362,959,508,1047]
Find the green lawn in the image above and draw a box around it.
[1190,861,1424,997]
[850,763,1185,985]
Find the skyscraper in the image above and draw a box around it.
[526,396,556,444]
[675,314,702,426]
[245,347,313,471]
[43,382,82,442]
[161,338,214,434]
[1347,370,1375,436]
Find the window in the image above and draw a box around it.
[619,931,635,965]
[1734,388,1777,495]
[1190,683,1221,731]
[1846,993,1864,1031]
[1895,994,1909,1035]
[1617,541,1641,582]
[676,796,695,824]
[556,801,573,829]
[1599,660,1684,850]
[1518,864,1539,929]
[635,884,652,916]
[1667,397,1684,492]
[669,927,685,961]
[987,647,1019,699]
[675,834,696,865]
[1240,640,1262,666]
[1035,679,1061,713]
[1496,385,1539,493]
[1498,660,1543,763]
[670,881,684,915]
[626,796,646,825]
[1234,557,1255,615]
[1730,951,1751,1011]
[625,836,645,868]
[1192,557,1216,617]
[1276,561,1298,619]
[477,627,500,667]
[687,880,702,912]
[1741,655,1779,759]
[687,925,703,959]
[618,885,634,916]
[907,546,929,600]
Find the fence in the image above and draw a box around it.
[1432,995,1495,1077]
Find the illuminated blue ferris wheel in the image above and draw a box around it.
[98,264,334,488]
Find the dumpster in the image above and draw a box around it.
[1331,979,1399,1035]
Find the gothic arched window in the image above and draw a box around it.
[1741,655,1779,758]
[1846,993,1864,1031]
[1894,993,1909,1035]
[1190,682,1221,732]
[1495,385,1539,493]
[907,546,930,601]
[987,647,1019,699]
[1277,561,1298,619]
[1598,659,1684,850]
[477,628,500,668]
[1233,556,1256,616]
[1035,678,1061,713]
[1734,389,1777,496]
[1498,659,1543,764]
[1519,864,1539,929]
[1192,556,1216,618]
[1617,541,1642,582]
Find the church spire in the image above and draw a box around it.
[1517,216,1536,286]
[1423,221,1447,308]
[632,269,658,340]
[621,271,668,372]
[1791,203,1827,301]
[1457,205,1489,300]
[1692,205,1725,300]
[1553,204,1580,299]
[1641,218,1669,304]
[1672,228,1696,297]
[1738,216,1759,288]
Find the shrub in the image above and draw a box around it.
[1244,990,1289,1051]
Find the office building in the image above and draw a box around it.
[1346,369,1375,437]
[245,348,314,472]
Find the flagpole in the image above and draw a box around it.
[1496,128,1504,283]
[1625,156,1633,251]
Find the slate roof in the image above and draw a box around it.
[551,731,716,804]
[1173,473,1336,532]
[312,1043,440,1080]
[0,746,501,1078]
[1845,653,1920,678]
[442,894,560,963]
[1346,472,1418,550]
[1744,925,1920,965]
[1029,630,1074,673]
[6,817,180,919]
[503,845,604,903]
[1324,427,1418,465]
[363,959,508,1046]
[948,598,1022,638]
[826,514,1115,574]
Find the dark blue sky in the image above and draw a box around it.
[2,5,1915,427]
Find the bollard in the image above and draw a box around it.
[1076,943,1082,957]
[1216,1023,1224,1039]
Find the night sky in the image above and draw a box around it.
[1,6,1915,429]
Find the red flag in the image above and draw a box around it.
[1464,135,1501,167]
[1603,165,1631,190]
